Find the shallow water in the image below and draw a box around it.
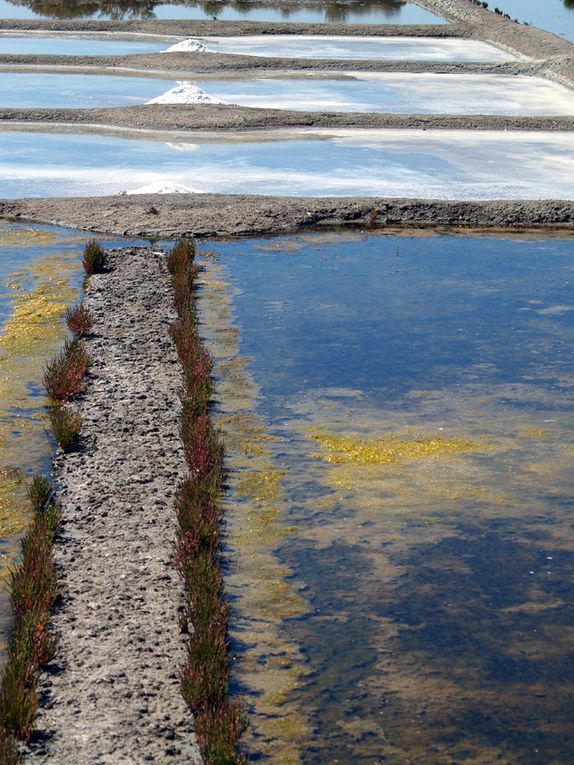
[3,70,569,114]
[482,0,574,43]
[0,0,446,24]
[1,128,573,200]
[0,32,170,56]
[0,221,139,658]
[199,231,574,764]
[0,72,185,108]
[185,34,510,60]
[167,72,574,115]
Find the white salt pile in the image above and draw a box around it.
[164,38,212,53]
[146,83,223,105]
[123,182,197,195]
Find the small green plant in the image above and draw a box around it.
[168,239,245,763]
[0,477,61,750]
[82,239,107,276]
[27,475,52,512]
[49,405,83,452]
[65,303,93,338]
[43,338,91,402]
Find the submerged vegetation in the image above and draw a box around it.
[168,239,246,764]
[0,476,61,762]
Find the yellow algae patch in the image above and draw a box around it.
[0,225,58,248]
[309,430,485,466]
[0,250,80,600]
[236,468,286,502]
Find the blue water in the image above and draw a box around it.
[0,34,169,56]
[204,232,574,764]
[0,72,181,108]
[483,0,574,43]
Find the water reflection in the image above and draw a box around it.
[200,232,574,763]
[0,0,446,23]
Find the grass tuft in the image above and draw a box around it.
[0,477,61,752]
[49,405,83,452]
[65,303,93,338]
[82,239,107,276]
[27,475,52,513]
[168,239,245,764]
[43,338,91,402]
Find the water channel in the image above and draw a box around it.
[199,230,574,764]
[481,0,574,43]
[0,0,446,24]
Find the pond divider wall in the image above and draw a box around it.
[9,244,205,763]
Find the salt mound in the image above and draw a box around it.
[146,83,223,105]
[164,39,212,53]
[124,182,198,195]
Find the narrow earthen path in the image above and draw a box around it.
[23,248,201,765]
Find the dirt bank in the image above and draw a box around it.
[22,247,201,765]
[3,107,574,133]
[1,195,573,239]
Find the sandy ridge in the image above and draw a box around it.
[22,248,202,765]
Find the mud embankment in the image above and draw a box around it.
[1,195,573,239]
[23,248,201,764]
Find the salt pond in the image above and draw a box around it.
[0,128,573,200]
[2,70,570,114]
[169,34,512,61]
[151,72,574,115]
[200,231,574,764]
[0,33,171,56]
[0,0,446,24]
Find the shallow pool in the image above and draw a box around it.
[0,128,573,200]
[172,34,511,60]
[0,0,446,24]
[152,72,574,115]
[0,32,171,56]
[199,231,574,764]
[0,72,186,109]
[2,70,569,115]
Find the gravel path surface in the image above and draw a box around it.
[22,248,201,765]
[2,195,573,239]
